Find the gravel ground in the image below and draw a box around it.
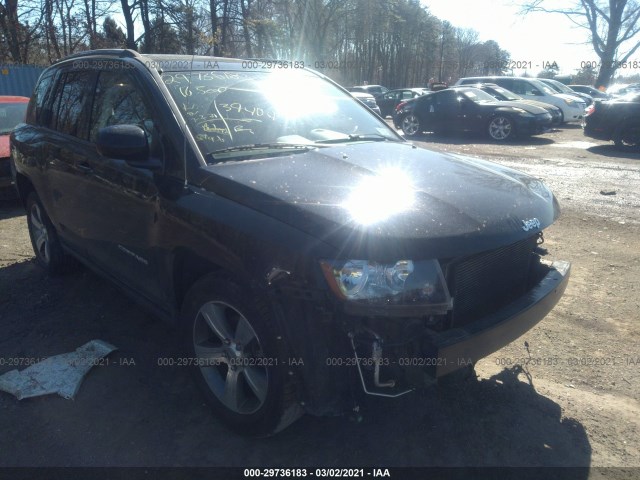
[0,125,638,477]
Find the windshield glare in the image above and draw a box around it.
[530,80,556,95]
[162,70,398,160]
[492,87,519,100]
[461,88,498,102]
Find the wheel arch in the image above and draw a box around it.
[171,247,227,313]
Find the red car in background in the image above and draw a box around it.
[0,96,29,199]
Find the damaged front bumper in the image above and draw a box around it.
[348,260,571,396]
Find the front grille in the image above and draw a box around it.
[448,236,538,327]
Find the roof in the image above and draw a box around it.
[55,49,251,73]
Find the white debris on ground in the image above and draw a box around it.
[0,340,116,400]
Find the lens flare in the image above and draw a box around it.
[343,168,415,225]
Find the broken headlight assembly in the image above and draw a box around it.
[320,259,452,313]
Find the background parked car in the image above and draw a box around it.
[605,83,640,98]
[347,84,389,99]
[393,86,552,141]
[538,78,593,106]
[569,85,611,100]
[472,83,563,125]
[0,96,29,199]
[456,76,586,123]
[583,92,640,150]
[377,88,427,117]
[350,91,382,116]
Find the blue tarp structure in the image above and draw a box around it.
[0,64,45,97]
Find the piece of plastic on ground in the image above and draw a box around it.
[0,340,117,400]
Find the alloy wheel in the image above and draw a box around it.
[29,202,51,264]
[488,116,512,140]
[192,301,268,414]
[401,114,421,136]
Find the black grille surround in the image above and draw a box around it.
[446,235,540,327]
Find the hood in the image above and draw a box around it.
[201,142,559,259]
[0,134,9,159]
[517,99,560,112]
[488,100,548,115]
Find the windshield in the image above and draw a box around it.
[529,80,557,96]
[162,70,399,161]
[0,102,28,135]
[490,86,520,101]
[542,80,569,94]
[460,88,499,103]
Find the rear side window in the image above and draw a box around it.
[26,69,57,126]
[493,78,514,92]
[51,70,94,138]
[435,90,458,108]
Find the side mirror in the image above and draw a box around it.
[96,124,153,167]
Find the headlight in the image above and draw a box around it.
[563,98,576,106]
[320,259,452,311]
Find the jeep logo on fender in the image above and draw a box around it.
[522,217,541,231]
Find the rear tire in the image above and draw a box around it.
[180,273,303,436]
[613,122,640,151]
[401,114,422,137]
[26,191,74,275]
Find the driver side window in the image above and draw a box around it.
[89,71,158,156]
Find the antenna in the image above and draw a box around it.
[183,54,195,190]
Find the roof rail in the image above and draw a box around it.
[56,49,141,62]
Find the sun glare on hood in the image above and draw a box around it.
[343,168,416,225]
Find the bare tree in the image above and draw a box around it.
[0,0,42,62]
[521,0,640,87]
[120,0,138,49]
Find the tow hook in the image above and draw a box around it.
[372,341,395,388]
[348,332,413,398]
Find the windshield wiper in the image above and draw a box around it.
[208,143,316,161]
[314,133,395,144]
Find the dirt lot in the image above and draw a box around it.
[0,124,638,475]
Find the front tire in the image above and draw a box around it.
[487,115,514,141]
[26,191,73,274]
[401,114,422,137]
[181,274,303,436]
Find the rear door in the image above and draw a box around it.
[40,68,99,255]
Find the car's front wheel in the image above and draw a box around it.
[488,115,514,141]
[181,273,303,436]
[401,114,422,137]
[613,122,640,151]
[26,191,73,274]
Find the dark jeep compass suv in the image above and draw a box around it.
[11,50,570,435]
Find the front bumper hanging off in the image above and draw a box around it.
[349,260,571,395]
